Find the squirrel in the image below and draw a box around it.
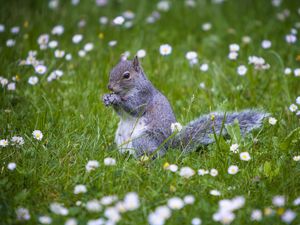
[102,56,269,158]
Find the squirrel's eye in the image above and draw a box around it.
[123,72,130,79]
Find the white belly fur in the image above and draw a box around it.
[115,115,147,154]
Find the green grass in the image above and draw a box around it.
[1,0,300,224]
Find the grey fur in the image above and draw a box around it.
[172,110,270,153]
[103,57,268,158]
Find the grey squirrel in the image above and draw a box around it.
[102,56,269,158]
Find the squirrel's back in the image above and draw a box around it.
[145,90,176,138]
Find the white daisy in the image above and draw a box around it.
[84,43,94,52]
[210,168,218,177]
[37,34,50,46]
[272,0,282,7]
[11,26,20,34]
[237,65,247,76]
[230,143,239,153]
[209,189,221,196]
[228,165,239,175]
[85,160,99,172]
[168,164,178,172]
[123,11,135,19]
[100,195,118,205]
[198,169,209,176]
[202,22,212,31]
[7,83,16,91]
[104,157,116,166]
[0,139,9,147]
[7,162,16,171]
[75,201,82,206]
[213,210,235,224]
[11,136,25,146]
[159,44,172,56]
[191,217,202,225]
[268,117,277,125]
[6,39,16,47]
[51,25,64,35]
[242,36,251,44]
[171,122,182,132]
[1,78,8,87]
[74,184,87,194]
[65,218,77,225]
[293,155,300,161]
[72,34,83,44]
[289,104,298,112]
[87,218,106,225]
[65,54,72,61]
[285,34,297,44]
[54,50,65,58]
[115,201,127,213]
[293,197,300,206]
[104,207,121,222]
[229,43,240,52]
[123,192,140,211]
[86,200,102,212]
[296,96,300,105]
[108,40,117,47]
[167,197,184,210]
[113,16,125,25]
[284,68,292,75]
[183,195,195,204]
[38,216,52,224]
[291,28,297,35]
[250,209,262,221]
[35,65,47,75]
[240,152,251,161]
[200,63,209,72]
[71,0,80,5]
[294,68,300,76]
[48,40,58,48]
[157,1,171,11]
[281,209,296,223]
[272,195,285,207]
[99,16,109,25]
[185,51,198,60]
[261,40,272,49]
[28,76,39,85]
[0,24,5,32]
[155,205,171,219]
[78,50,86,57]
[137,49,146,58]
[32,130,43,140]
[125,21,134,29]
[228,52,238,60]
[16,207,31,221]
[179,167,195,178]
[47,70,63,82]
[148,212,165,225]
[48,0,59,9]
[248,56,270,70]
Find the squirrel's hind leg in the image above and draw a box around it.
[132,133,166,159]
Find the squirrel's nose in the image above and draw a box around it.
[107,84,113,91]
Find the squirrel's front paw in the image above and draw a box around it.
[102,93,120,107]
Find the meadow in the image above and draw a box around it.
[1,0,300,224]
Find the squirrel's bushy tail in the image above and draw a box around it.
[172,109,269,153]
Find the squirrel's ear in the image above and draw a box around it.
[119,54,127,62]
[132,56,141,72]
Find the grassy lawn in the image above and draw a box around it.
[1,0,300,224]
